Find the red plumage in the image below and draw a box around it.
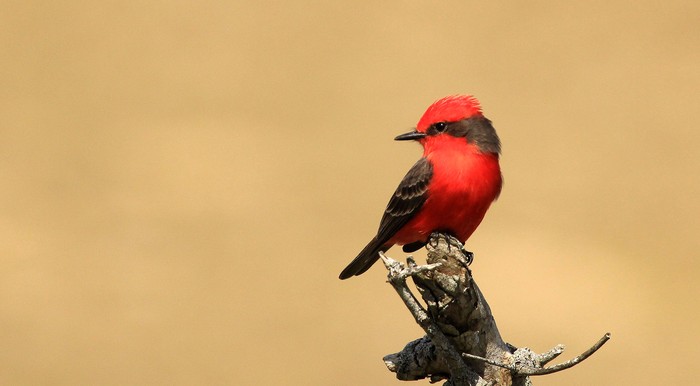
[340,95,502,279]
[389,137,501,245]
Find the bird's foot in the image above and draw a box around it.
[428,232,474,266]
[462,249,474,265]
[431,232,464,251]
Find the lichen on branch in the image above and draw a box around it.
[380,232,610,386]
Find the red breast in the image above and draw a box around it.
[389,135,502,245]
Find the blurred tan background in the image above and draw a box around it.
[1,1,698,385]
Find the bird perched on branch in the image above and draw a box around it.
[340,95,502,279]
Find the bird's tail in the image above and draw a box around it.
[339,237,389,280]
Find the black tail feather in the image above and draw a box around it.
[339,238,389,279]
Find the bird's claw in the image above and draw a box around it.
[445,234,463,252]
[462,249,474,265]
[428,232,475,265]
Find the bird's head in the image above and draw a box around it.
[395,95,501,155]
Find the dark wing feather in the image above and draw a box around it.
[376,157,433,243]
[339,158,432,279]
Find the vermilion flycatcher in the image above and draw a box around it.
[339,95,502,279]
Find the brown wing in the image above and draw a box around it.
[376,157,433,243]
[339,158,433,279]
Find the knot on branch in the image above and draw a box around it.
[381,232,610,386]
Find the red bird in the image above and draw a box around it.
[339,95,502,279]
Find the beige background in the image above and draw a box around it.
[1,1,699,385]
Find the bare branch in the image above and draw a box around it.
[380,233,611,385]
[379,252,488,386]
[462,352,516,371]
[536,344,565,366]
[379,252,442,282]
[463,334,611,377]
[524,333,611,376]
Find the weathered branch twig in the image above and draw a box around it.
[537,344,565,366]
[524,333,610,375]
[379,253,487,386]
[462,332,610,375]
[381,232,610,385]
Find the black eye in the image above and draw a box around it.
[434,122,447,132]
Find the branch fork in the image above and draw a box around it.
[380,232,610,386]
[380,253,442,284]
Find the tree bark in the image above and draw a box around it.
[380,232,609,385]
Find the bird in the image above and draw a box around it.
[339,95,502,279]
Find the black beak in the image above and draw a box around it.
[394,130,426,141]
